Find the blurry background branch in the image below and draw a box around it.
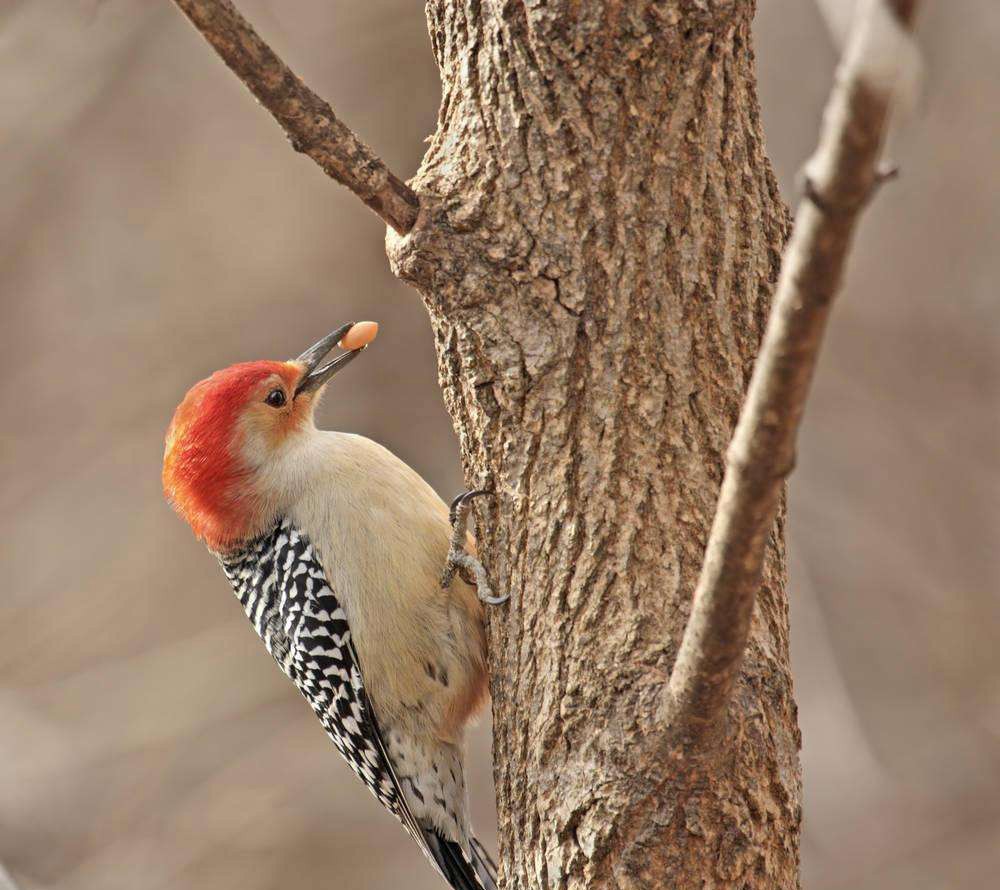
[171,0,419,234]
[667,0,921,740]
[0,864,20,890]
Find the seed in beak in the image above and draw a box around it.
[339,321,379,351]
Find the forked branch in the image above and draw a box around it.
[666,0,921,742]
[171,0,419,234]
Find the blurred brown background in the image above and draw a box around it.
[1,2,997,888]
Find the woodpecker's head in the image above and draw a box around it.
[163,322,377,552]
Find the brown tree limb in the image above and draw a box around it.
[0,863,20,890]
[666,0,920,743]
[171,0,419,234]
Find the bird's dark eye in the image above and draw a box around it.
[264,388,287,408]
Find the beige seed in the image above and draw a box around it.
[339,321,379,351]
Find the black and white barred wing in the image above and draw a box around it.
[217,519,434,870]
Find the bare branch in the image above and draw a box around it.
[171,0,419,234]
[0,863,20,890]
[665,0,920,742]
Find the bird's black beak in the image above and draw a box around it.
[294,323,366,397]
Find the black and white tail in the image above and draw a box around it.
[424,831,498,890]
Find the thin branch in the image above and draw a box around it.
[0,863,20,890]
[171,0,419,234]
[665,0,920,743]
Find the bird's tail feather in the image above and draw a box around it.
[470,836,498,890]
[424,831,497,890]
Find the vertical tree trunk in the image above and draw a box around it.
[388,2,801,887]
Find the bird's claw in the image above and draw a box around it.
[442,490,510,606]
[448,489,492,524]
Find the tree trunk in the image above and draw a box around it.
[387,3,801,887]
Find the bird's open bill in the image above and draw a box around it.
[294,323,366,396]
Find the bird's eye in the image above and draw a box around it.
[264,388,287,408]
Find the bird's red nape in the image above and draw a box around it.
[163,360,303,551]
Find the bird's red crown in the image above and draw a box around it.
[163,360,304,551]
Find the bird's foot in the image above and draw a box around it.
[442,490,509,606]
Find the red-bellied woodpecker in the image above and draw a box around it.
[162,322,503,890]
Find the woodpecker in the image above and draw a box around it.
[163,322,502,890]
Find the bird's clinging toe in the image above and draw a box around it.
[442,490,509,605]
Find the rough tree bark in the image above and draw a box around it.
[170,0,918,887]
[385,4,799,888]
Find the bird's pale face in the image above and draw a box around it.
[163,324,371,551]
[231,362,318,458]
